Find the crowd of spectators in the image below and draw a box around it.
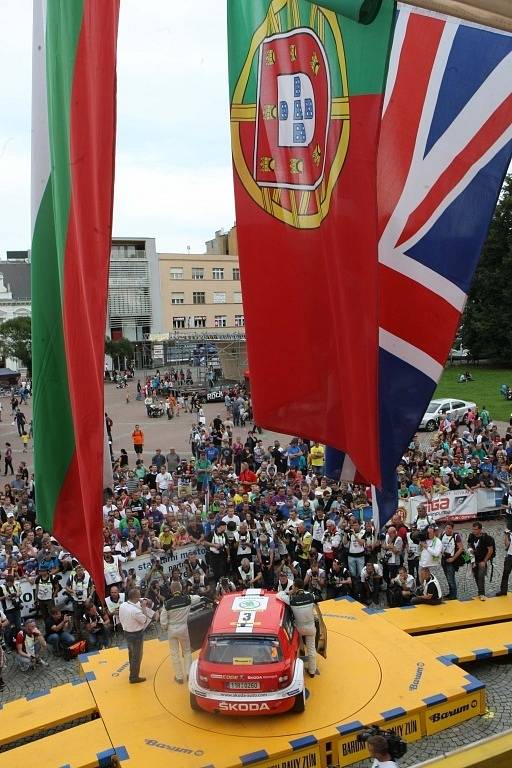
[1,394,512,694]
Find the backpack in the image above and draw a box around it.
[445,534,466,570]
[62,639,86,661]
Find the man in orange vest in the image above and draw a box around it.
[132,425,144,457]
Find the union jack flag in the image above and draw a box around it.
[328,4,512,526]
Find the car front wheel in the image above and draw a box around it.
[292,691,305,713]
[425,419,437,432]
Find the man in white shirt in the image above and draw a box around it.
[156,465,173,494]
[419,525,443,581]
[118,588,155,684]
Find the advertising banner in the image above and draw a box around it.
[409,490,478,523]
[126,544,207,581]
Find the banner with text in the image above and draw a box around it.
[125,544,207,581]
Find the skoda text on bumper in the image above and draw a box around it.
[189,658,304,715]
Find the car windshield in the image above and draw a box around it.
[206,635,282,664]
[426,403,440,413]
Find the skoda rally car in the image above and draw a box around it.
[188,589,326,716]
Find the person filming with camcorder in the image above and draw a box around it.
[358,725,407,767]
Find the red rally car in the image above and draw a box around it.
[188,589,327,716]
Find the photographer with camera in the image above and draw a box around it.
[388,565,415,607]
[441,522,464,599]
[237,557,263,588]
[467,521,494,600]
[367,733,400,767]
[359,725,406,766]
[418,525,442,582]
[412,503,432,535]
[0,573,22,647]
[411,566,442,605]
[381,526,403,585]
[65,565,93,634]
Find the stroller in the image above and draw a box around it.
[148,403,164,418]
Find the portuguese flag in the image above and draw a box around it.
[31,0,120,597]
[228,0,394,486]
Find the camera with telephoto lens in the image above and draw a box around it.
[357,725,407,761]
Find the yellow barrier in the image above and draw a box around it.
[413,728,512,768]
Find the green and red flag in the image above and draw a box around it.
[31,0,120,597]
[228,0,394,485]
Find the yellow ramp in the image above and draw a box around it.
[417,621,512,664]
[0,719,113,768]
[0,678,97,747]
[381,595,512,634]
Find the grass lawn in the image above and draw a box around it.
[434,366,512,422]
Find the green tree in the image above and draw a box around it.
[0,316,32,372]
[105,336,134,370]
[462,175,512,362]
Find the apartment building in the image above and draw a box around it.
[107,237,161,341]
[158,227,244,334]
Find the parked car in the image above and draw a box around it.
[419,398,476,432]
[188,589,327,716]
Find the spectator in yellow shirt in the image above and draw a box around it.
[159,525,174,552]
[309,442,325,477]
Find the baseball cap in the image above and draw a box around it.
[103,546,112,553]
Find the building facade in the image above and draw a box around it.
[0,251,32,371]
[157,227,244,334]
[107,238,161,343]
[0,251,31,323]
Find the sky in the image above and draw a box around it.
[0,0,235,256]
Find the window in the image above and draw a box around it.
[214,315,227,328]
[232,267,240,280]
[235,314,245,327]
[170,267,183,280]
[233,291,242,303]
[206,636,282,664]
[213,292,226,304]
[172,316,185,329]
[194,316,207,328]
[171,292,184,305]
[212,267,224,280]
[193,291,206,304]
[192,267,204,280]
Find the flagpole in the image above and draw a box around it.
[399,0,512,32]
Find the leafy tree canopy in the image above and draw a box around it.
[462,174,512,362]
[0,316,32,372]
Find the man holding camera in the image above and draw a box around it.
[411,566,442,605]
[468,521,494,600]
[367,734,399,767]
[441,522,464,600]
[237,557,263,588]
